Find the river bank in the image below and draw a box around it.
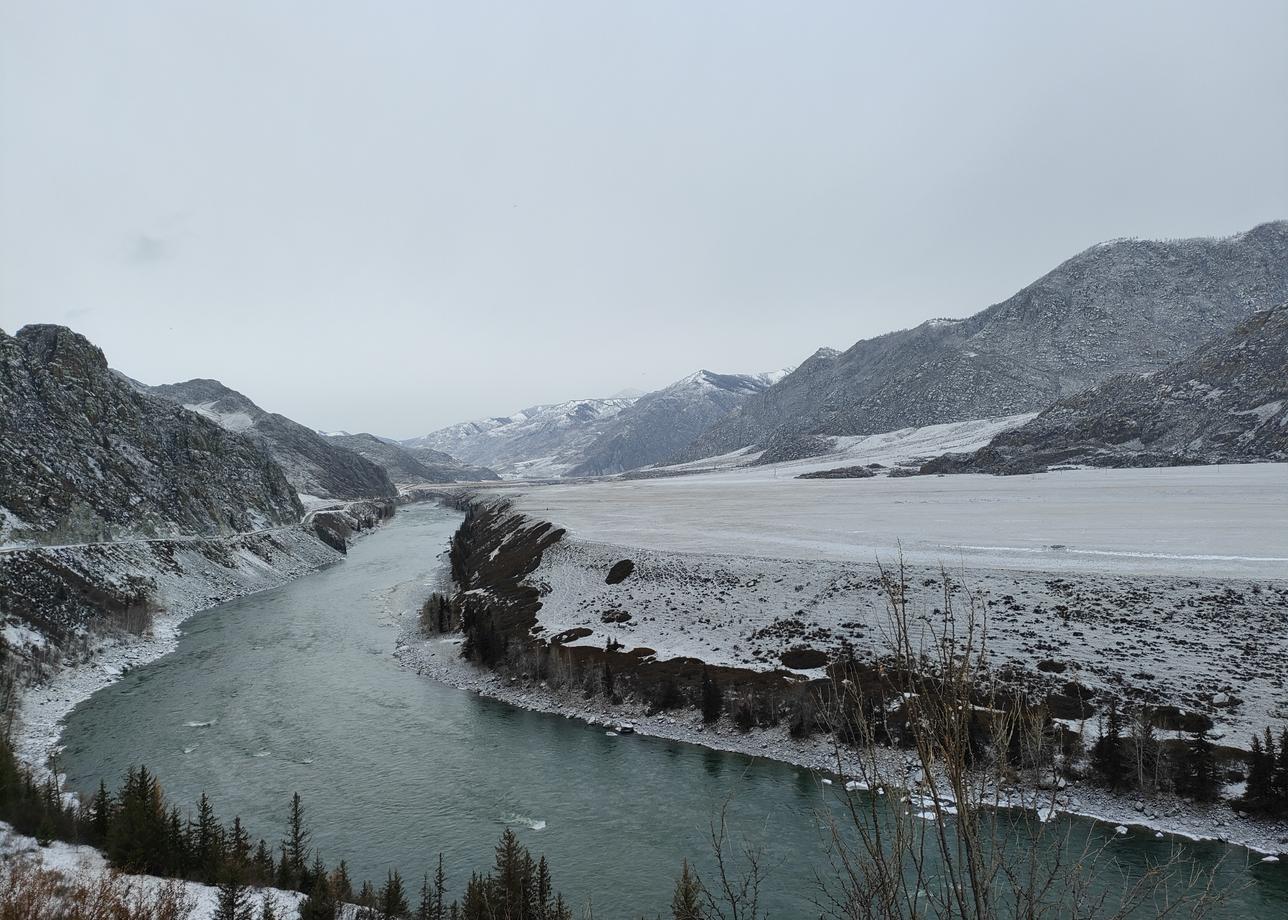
[395,621,1288,861]
[12,505,396,783]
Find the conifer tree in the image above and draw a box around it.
[379,869,410,919]
[260,894,280,920]
[1180,728,1220,801]
[432,854,447,920]
[90,779,112,845]
[214,862,255,920]
[193,791,224,882]
[672,859,703,920]
[1091,704,1126,790]
[284,792,311,888]
[701,670,723,724]
[299,871,338,920]
[1245,732,1274,807]
[330,859,355,903]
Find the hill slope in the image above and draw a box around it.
[923,303,1288,473]
[567,370,788,476]
[0,325,301,546]
[681,221,1288,462]
[324,433,500,486]
[144,379,395,500]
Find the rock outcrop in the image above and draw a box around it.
[0,325,302,546]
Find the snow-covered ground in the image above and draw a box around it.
[479,456,1288,751]
[0,823,305,919]
[507,463,1288,579]
[638,413,1037,480]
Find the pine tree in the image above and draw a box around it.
[299,871,338,920]
[194,791,224,882]
[1245,732,1274,808]
[416,873,433,920]
[432,854,447,920]
[284,792,311,888]
[671,859,702,920]
[214,863,255,920]
[379,869,410,919]
[701,670,723,724]
[535,855,552,920]
[90,779,112,845]
[1180,728,1220,802]
[330,860,355,903]
[1091,704,1126,790]
[493,828,524,914]
[1276,729,1288,805]
[260,894,280,920]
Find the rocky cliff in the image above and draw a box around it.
[0,325,302,547]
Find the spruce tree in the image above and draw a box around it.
[330,859,355,903]
[1091,704,1126,790]
[260,895,280,920]
[299,871,338,920]
[379,869,410,919]
[672,859,703,920]
[701,670,723,724]
[194,791,223,882]
[432,854,447,920]
[214,863,255,920]
[90,779,112,845]
[1181,728,1220,802]
[284,792,311,887]
[1245,732,1274,808]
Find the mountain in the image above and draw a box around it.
[567,369,790,476]
[142,379,396,501]
[404,398,638,479]
[679,221,1288,463]
[922,303,1288,473]
[324,433,500,486]
[0,325,302,546]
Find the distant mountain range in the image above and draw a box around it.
[678,221,1288,463]
[407,368,790,479]
[404,397,639,479]
[324,433,500,486]
[0,326,301,545]
[923,302,1288,473]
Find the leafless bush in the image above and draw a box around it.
[0,857,196,920]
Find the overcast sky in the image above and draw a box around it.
[2,1,1286,437]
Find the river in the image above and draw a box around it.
[57,503,1286,916]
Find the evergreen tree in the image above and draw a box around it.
[284,792,311,888]
[1245,732,1274,807]
[379,869,410,919]
[416,873,433,920]
[432,854,447,920]
[193,791,224,882]
[330,859,355,903]
[1179,728,1220,802]
[260,895,280,920]
[299,871,338,920]
[90,779,112,845]
[1276,729,1288,803]
[701,670,723,724]
[1091,704,1126,790]
[254,839,276,885]
[214,863,255,920]
[535,856,552,920]
[671,859,703,920]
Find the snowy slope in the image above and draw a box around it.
[568,369,793,476]
[404,398,639,478]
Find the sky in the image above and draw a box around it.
[2,2,1286,438]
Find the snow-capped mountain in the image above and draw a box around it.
[324,433,500,486]
[567,369,792,476]
[142,379,396,501]
[924,302,1288,473]
[679,221,1288,463]
[404,398,638,479]
[0,325,302,546]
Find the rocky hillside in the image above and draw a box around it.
[0,325,302,546]
[405,398,638,479]
[324,433,500,487]
[567,369,789,476]
[142,379,395,501]
[923,303,1288,474]
[680,221,1288,463]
